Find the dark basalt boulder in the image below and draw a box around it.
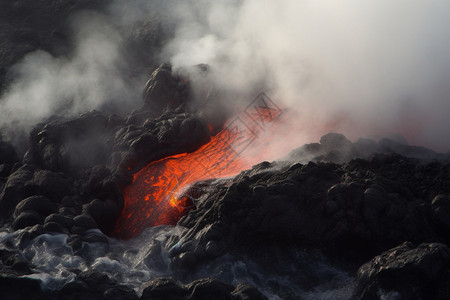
[353,242,450,300]
[12,211,43,230]
[14,195,55,218]
[0,164,75,217]
[0,164,37,217]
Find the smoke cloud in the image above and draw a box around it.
[2,0,450,153]
[164,0,450,152]
[0,7,156,150]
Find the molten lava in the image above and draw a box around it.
[112,95,285,239]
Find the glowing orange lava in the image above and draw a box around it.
[112,95,285,239]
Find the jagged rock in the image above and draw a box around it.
[142,63,189,115]
[354,242,450,299]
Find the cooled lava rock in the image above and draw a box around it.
[353,242,450,299]
[170,154,450,270]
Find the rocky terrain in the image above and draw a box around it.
[2,2,450,299]
[0,63,449,299]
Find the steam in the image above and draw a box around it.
[2,0,450,152]
[164,0,450,152]
[0,10,144,149]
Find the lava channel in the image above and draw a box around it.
[112,99,284,239]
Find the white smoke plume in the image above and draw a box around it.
[163,0,450,152]
[0,10,146,149]
[2,0,450,153]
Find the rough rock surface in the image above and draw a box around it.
[171,154,450,270]
[353,242,450,299]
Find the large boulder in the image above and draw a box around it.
[354,242,450,299]
[0,164,37,217]
[13,195,55,218]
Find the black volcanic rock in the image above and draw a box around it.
[82,198,120,234]
[142,64,183,114]
[44,213,74,229]
[0,164,37,217]
[2,46,450,300]
[354,242,450,300]
[14,195,55,218]
[12,211,42,230]
[112,108,211,177]
[32,169,73,201]
[431,194,450,231]
[0,139,18,165]
[73,214,97,230]
[172,154,450,270]
[0,164,76,217]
